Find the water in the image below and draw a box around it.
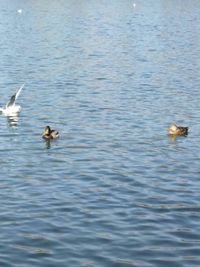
[0,0,200,266]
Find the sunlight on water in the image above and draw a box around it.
[0,0,200,266]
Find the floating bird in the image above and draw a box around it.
[17,9,22,14]
[168,124,188,136]
[42,126,59,140]
[0,84,25,116]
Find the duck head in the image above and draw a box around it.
[43,126,51,136]
[168,124,178,134]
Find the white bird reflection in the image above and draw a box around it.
[7,115,20,127]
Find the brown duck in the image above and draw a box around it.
[168,124,188,136]
[43,126,59,140]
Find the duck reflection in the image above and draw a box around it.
[45,139,51,149]
[168,134,187,142]
[7,115,19,127]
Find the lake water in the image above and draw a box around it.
[0,0,200,266]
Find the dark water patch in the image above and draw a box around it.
[0,0,200,266]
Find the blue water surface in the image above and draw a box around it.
[0,0,200,266]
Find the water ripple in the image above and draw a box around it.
[0,0,200,266]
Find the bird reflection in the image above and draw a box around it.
[168,134,187,142]
[7,115,19,127]
[45,139,51,149]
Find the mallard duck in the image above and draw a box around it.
[43,126,59,140]
[0,84,25,116]
[168,124,188,136]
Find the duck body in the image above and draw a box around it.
[43,126,59,140]
[0,84,24,116]
[168,124,188,136]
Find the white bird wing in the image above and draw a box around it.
[6,84,25,108]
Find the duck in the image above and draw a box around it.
[43,126,59,140]
[168,123,188,136]
[0,84,25,116]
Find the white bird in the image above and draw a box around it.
[0,84,25,116]
[17,9,22,14]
